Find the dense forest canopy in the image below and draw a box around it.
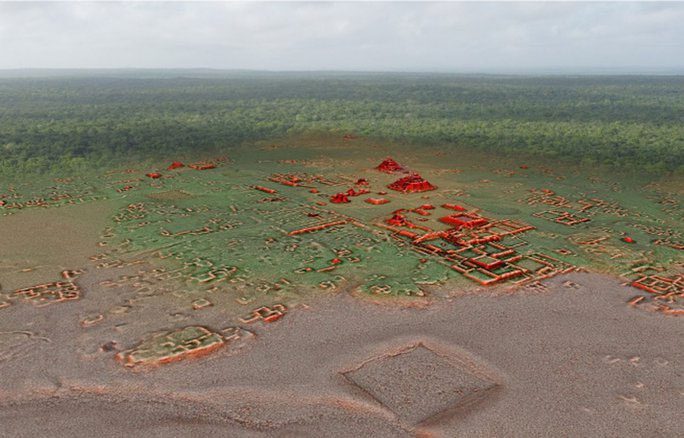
[1,72,682,175]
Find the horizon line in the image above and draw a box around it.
[1,67,684,77]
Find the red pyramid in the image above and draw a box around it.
[376,158,405,173]
[388,173,436,193]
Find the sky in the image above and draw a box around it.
[0,1,683,73]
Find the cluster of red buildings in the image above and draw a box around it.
[377,201,577,287]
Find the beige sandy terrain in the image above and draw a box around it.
[0,202,111,291]
[0,271,681,437]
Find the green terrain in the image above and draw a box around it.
[1,74,682,351]
[1,73,683,175]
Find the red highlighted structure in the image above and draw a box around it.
[439,212,488,229]
[376,158,405,173]
[375,203,574,288]
[330,193,351,204]
[388,174,437,193]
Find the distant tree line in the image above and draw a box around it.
[0,74,682,176]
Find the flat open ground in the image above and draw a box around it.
[0,273,681,437]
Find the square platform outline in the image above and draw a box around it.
[341,342,499,425]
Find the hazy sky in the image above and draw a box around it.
[1,1,682,72]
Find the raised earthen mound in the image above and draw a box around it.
[388,173,436,193]
[376,158,405,173]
